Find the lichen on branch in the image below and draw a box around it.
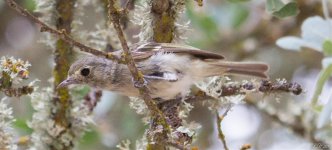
[0,56,34,97]
[0,98,18,150]
[52,0,75,128]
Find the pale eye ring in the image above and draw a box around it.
[80,68,90,76]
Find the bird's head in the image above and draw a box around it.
[58,56,111,89]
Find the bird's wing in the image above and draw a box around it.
[130,42,225,61]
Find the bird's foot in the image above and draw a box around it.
[132,77,148,88]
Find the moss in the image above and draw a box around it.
[153,13,175,43]
[0,72,12,89]
[149,1,179,149]
[52,0,76,131]
[137,71,145,80]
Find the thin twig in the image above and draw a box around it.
[159,80,303,106]
[5,0,123,63]
[247,100,330,150]
[83,90,102,112]
[1,85,34,97]
[258,80,302,95]
[107,0,170,148]
[216,104,233,150]
[240,144,252,150]
[107,0,160,114]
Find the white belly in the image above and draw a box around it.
[149,75,193,99]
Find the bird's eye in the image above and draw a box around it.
[80,68,90,76]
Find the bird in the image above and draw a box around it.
[58,42,269,100]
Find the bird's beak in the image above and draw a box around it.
[57,77,78,89]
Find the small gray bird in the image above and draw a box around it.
[58,42,268,100]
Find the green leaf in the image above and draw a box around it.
[323,40,332,56]
[23,0,36,11]
[13,119,33,134]
[266,0,285,12]
[186,4,218,40]
[272,2,299,18]
[317,95,332,128]
[79,129,100,146]
[227,0,250,3]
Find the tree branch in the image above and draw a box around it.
[159,79,303,149]
[107,0,170,148]
[1,85,33,97]
[216,104,232,150]
[5,0,123,63]
[159,79,303,106]
[151,0,177,42]
[240,144,252,150]
[51,0,76,149]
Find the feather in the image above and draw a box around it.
[130,42,225,61]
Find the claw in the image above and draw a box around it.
[132,77,148,88]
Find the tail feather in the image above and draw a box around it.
[226,69,268,78]
[206,61,269,79]
[216,62,269,72]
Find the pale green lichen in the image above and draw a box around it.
[131,0,189,43]
[131,1,153,42]
[171,121,201,143]
[129,97,149,115]
[34,0,56,25]
[0,98,17,150]
[34,0,57,49]
[179,100,194,119]
[170,0,190,43]
[116,135,150,150]
[72,0,120,51]
[196,76,246,111]
[28,86,95,150]
[116,139,131,150]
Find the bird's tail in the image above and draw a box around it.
[200,61,269,78]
